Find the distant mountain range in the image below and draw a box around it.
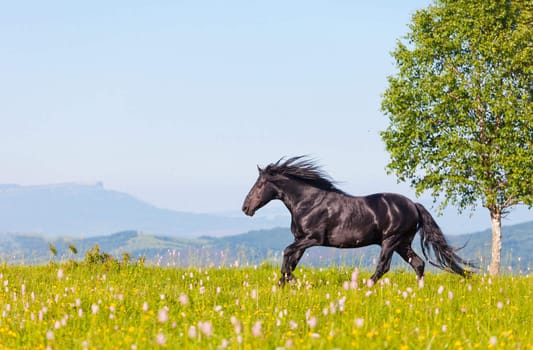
[2,221,531,273]
[0,182,288,237]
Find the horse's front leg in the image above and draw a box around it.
[279,239,318,286]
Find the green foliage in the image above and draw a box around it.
[381,0,532,214]
[0,265,530,349]
[84,244,115,265]
[48,243,57,257]
[68,243,78,255]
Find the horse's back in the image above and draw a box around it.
[359,192,419,232]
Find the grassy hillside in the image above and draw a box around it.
[1,221,531,273]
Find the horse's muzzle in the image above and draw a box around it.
[242,204,255,216]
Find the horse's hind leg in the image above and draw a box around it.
[396,243,425,280]
[369,244,395,286]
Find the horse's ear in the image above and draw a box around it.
[257,165,263,174]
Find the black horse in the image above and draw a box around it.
[242,156,475,286]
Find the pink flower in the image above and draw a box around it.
[188,325,197,339]
[198,321,213,337]
[307,317,317,329]
[156,332,166,345]
[251,321,262,337]
[158,307,169,323]
[179,294,189,306]
[355,318,364,328]
[230,316,242,334]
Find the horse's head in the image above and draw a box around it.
[242,166,279,216]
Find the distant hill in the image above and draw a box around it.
[0,182,288,237]
[1,221,531,273]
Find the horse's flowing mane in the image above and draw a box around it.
[263,156,345,193]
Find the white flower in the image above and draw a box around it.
[489,336,497,346]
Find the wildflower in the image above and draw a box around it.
[142,302,149,312]
[46,330,54,341]
[448,291,454,300]
[91,304,99,314]
[311,333,320,339]
[351,268,359,282]
[219,339,229,349]
[252,321,262,337]
[355,318,364,328]
[489,336,497,347]
[230,316,242,334]
[156,332,166,346]
[57,269,64,280]
[179,294,189,306]
[289,320,298,330]
[188,325,197,339]
[496,302,503,309]
[442,325,447,332]
[437,286,444,294]
[307,317,317,329]
[158,307,169,323]
[343,281,350,290]
[199,321,213,337]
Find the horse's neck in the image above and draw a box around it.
[276,180,325,214]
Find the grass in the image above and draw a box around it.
[0,263,531,349]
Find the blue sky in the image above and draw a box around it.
[1,1,530,232]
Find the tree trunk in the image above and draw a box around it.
[488,210,502,276]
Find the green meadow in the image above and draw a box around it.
[0,263,531,349]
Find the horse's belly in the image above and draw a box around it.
[326,228,379,248]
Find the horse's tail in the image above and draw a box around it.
[415,203,476,277]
